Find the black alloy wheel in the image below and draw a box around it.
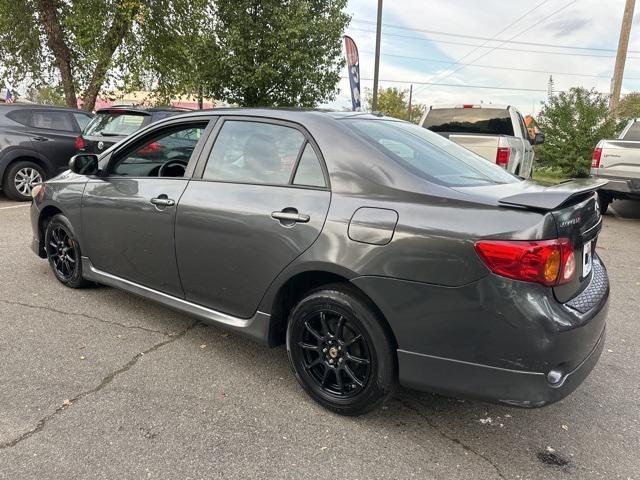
[287,285,396,416]
[44,214,89,288]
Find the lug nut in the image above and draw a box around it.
[329,359,334,365]
[322,348,327,353]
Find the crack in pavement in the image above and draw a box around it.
[0,299,172,335]
[0,321,198,450]
[397,398,507,480]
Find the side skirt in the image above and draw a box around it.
[81,257,272,344]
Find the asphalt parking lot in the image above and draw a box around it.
[0,195,638,480]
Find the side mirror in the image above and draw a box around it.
[69,154,99,175]
[532,132,545,145]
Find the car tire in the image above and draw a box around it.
[2,160,46,201]
[286,284,396,416]
[598,192,612,215]
[44,214,89,288]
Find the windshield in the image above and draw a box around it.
[423,108,514,136]
[344,119,518,187]
[84,112,147,136]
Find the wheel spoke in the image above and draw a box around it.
[304,321,323,341]
[335,316,345,339]
[305,356,323,369]
[320,365,330,386]
[298,341,319,351]
[343,364,364,387]
[335,368,344,393]
[346,353,370,365]
[343,334,362,348]
[319,311,329,336]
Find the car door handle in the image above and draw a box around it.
[150,197,175,207]
[271,211,310,223]
[33,136,49,142]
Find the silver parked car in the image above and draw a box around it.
[31,109,608,415]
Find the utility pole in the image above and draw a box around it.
[372,0,383,111]
[408,84,413,122]
[610,0,636,115]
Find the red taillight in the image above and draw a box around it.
[496,147,510,167]
[592,147,602,168]
[138,141,161,155]
[74,136,84,151]
[462,104,474,108]
[475,238,575,286]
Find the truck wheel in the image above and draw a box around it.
[2,160,46,201]
[598,192,612,215]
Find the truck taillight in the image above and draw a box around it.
[496,147,510,167]
[592,147,602,168]
[475,238,575,287]
[74,136,84,151]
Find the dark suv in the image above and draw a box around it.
[0,104,93,201]
[78,106,190,155]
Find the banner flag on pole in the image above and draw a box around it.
[344,36,361,111]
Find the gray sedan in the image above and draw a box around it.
[30,109,609,415]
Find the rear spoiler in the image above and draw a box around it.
[499,179,608,211]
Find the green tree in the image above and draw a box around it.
[535,87,618,177]
[210,0,350,107]
[364,87,425,124]
[616,92,640,123]
[26,85,66,105]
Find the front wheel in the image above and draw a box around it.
[44,214,89,288]
[286,285,396,416]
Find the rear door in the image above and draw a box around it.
[24,109,83,174]
[175,117,331,318]
[82,119,212,297]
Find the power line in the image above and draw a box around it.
[348,27,637,59]
[426,0,579,88]
[360,50,640,80]
[341,75,561,93]
[351,19,640,54]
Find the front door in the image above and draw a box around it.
[175,118,331,318]
[82,121,210,297]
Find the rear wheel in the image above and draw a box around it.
[2,160,45,201]
[44,214,89,288]
[286,285,396,416]
[598,191,612,215]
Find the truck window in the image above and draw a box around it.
[423,108,514,136]
[622,122,640,141]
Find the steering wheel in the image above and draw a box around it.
[158,158,188,177]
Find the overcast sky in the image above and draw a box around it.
[330,0,640,115]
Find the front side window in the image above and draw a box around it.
[203,120,306,185]
[346,119,518,187]
[110,124,207,177]
[84,112,147,136]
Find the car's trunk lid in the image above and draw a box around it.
[455,179,606,303]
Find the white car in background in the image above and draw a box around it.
[420,104,544,178]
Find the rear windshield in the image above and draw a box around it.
[345,119,518,187]
[84,112,147,136]
[423,108,514,136]
[622,121,640,141]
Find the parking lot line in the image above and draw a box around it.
[0,204,30,210]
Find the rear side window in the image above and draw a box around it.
[346,119,518,186]
[423,108,514,136]
[293,144,326,187]
[7,109,75,132]
[84,112,147,136]
[203,120,306,186]
[622,122,640,141]
[73,113,93,131]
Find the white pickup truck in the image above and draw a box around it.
[420,104,544,178]
[591,118,640,213]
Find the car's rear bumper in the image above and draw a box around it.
[591,173,640,195]
[351,255,609,407]
[397,323,606,407]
